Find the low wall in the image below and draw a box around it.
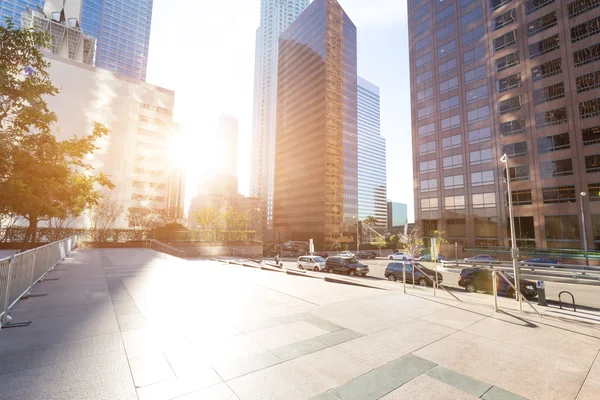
[166,242,263,258]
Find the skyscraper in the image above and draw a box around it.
[358,77,388,229]
[409,0,600,250]
[0,0,44,26]
[274,0,358,249]
[250,0,310,241]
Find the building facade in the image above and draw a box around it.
[387,202,408,229]
[358,77,388,229]
[273,0,358,249]
[0,0,44,26]
[410,0,600,250]
[250,0,310,241]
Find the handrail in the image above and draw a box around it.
[147,239,185,258]
[411,263,461,302]
[495,270,541,317]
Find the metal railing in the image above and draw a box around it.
[146,239,185,258]
[1,236,78,329]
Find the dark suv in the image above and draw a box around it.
[458,267,537,298]
[384,262,443,286]
[325,257,369,276]
[357,251,376,259]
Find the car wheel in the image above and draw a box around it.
[465,283,478,293]
[418,278,427,287]
[349,270,356,277]
[402,257,406,261]
[361,273,367,277]
[508,288,516,299]
[298,264,303,270]
[388,275,397,282]
[327,267,333,273]
[313,266,319,272]
[388,256,392,260]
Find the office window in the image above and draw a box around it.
[494,30,518,52]
[586,154,600,173]
[533,82,565,105]
[463,25,484,46]
[418,104,435,120]
[469,127,492,144]
[538,133,570,153]
[420,159,437,173]
[436,4,454,23]
[467,106,490,124]
[465,65,486,83]
[415,35,432,52]
[500,118,526,136]
[496,51,520,72]
[501,141,528,158]
[545,215,579,241]
[580,98,600,119]
[447,219,467,237]
[470,148,493,165]
[528,11,558,37]
[416,52,433,68]
[418,123,436,137]
[444,174,464,189]
[443,154,464,169]
[439,58,458,75]
[536,107,567,128]
[540,158,573,178]
[414,3,431,21]
[421,198,439,211]
[437,21,456,41]
[543,186,576,204]
[529,35,559,59]
[576,71,600,93]
[493,9,516,31]
[506,164,530,181]
[442,114,461,130]
[417,87,434,102]
[461,0,478,7]
[440,77,459,94]
[491,0,513,11]
[466,85,489,104]
[437,40,456,58]
[419,140,437,155]
[531,58,562,82]
[473,193,497,208]
[445,196,466,210]
[420,178,438,192]
[415,19,431,37]
[574,43,600,67]
[496,73,521,93]
[440,95,460,113]
[422,219,439,236]
[508,189,533,205]
[583,126,600,145]
[498,96,523,115]
[589,183,600,201]
[525,0,555,14]
[442,134,462,150]
[472,170,495,186]
[475,218,499,239]
[462,7,483,27]
[568,0,600,19]
[464,45,485,65]
[416,69,433,85]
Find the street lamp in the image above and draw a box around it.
[580,192,589,266]
[352,216,360,255]
[501,153,523,313]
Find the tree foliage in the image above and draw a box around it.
[371,235,387,256]
[433,230,448,259]
[399,226,424,259]
[89,195,125,242]
[127,207,155,240]
[363,215,378,227]
[193,207,249,232]
[194,208,221,230]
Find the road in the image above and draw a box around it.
[277,257,600,309]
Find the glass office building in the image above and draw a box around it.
[409,0,600,250]
[274,0,358,249]
[0,0,45,26]
[358,77,388,229]
[80,0,153,81]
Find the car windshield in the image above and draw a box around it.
[348,258,359,264]
[313,256,325,262]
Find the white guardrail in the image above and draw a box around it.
[146,239,185,258]
[0,236,78,329]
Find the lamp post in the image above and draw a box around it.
[353,216,360,255]
[501,153,523,313]
[580,192,589,266]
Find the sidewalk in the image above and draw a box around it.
[0,248,598,400]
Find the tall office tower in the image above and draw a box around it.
[0,0,44,26]
[250,0,310,241]
[409,0,600,250]
[219,115,239,178]
[80,0,153,80]
[274,0,358,249]
[357,77,388,229]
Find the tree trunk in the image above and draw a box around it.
[30,216,39,248]
[21,223,32,251]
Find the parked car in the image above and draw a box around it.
[464,254,498,263]
[520,258,562,268]
[357,251,377,259]
[384,262,443,286]
[458,267,537,298]
[337,251,355,257]
[325,257,369,276]
[297,256,326,271]
[316,252,329,258]
[388,252,413,261]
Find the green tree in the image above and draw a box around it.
[194,208,221,230]
[388,234,399,245]
[89,195,124,242]
[127,207,155,240]
[399,226,424,259]
[221,207,248,232]
[364,215,378,228]
[433,230,448,260]
[371,235,387,256]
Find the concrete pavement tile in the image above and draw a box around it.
[175,383,239,399]
[136,374,223,400]
[114,305,141,316]
[117,313,145,324]
[425,365,492,396]
[310,393,340,400]
[272,337,329,361]
[315,329,363,347]
[577,352,600,400]
[247,320,329,350]
[378,353,437,380]
[419,306,490,330]
[213,351,282,380]
[481,386,527,400]
[129,352,175,387]
[121,328,191,358]
[328,368,401,400]
[306,316,346,333]
[380,375,479,400]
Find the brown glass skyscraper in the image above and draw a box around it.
[274,0,358,249]
[410,0,600,251]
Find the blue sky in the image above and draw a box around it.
[146,0,415,222]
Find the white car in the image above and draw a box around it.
[337,251,355,257]
[388,252,413,261]
[297,256,326,272]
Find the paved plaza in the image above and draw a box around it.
[0,249,599,400]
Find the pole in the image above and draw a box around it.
[503,154,523,313]
[454,242,458,260]
[580,192,589,266]
[356,219,359,255]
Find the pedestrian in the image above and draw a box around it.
[275,254,280,267]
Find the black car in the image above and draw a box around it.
[458,267,537,298]
[357,251,377,259]
[464,254,498,262]
[520,258,562,268]
[325,257,369,276]
[384,262,443,286]
[316,252,329,258]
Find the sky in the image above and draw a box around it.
[146,0,415,222]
